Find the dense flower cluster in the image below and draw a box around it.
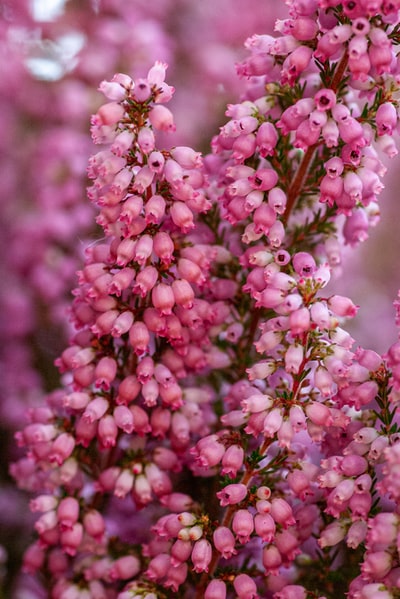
[8,0,400,598]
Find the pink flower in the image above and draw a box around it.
[191,539,212,573]
[216,483,247,506]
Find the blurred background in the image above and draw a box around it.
[0,1,399,596]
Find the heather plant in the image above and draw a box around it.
[0,3,281,593]
[10,1,400,598]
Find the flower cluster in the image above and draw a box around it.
[10,1,400,598]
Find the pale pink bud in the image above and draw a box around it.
[338,116,365,147]
[113,405,134,433]
[282,45,312,83]
[115,238,136,267]
[119,194,143,222]
[48,433,75,465]
[322,119,340,147]
[145,194,166,224]
[268,187,287,214]
[195,435,225,468]
[75,416,97,447]
[164,158,184,184]
[191,539,212,573]
[98,414,118,448]
[318,521,346,548]
[63,391,91,410]
[332,479,355,503]
[133,473,152,505]
[205,579,227,599]
[270,498,296,528]
[356,583,392,599]
[116,375,141,405]
[376,102,397,136]
[137,127,155,154]
[152,283,175,315]
[99,79,128,101]
[233,573,258,598]
[162,561,187,592]
[275,529,300,560]
[111,311,134,337]
[289,306,311,335]
[170,539,192,566]
[275,586,307,599]
[347,520,367,549]
[128,405,151,436]
[132,234,153,265]
[135,357,154,385]
[263,407,283,437]
[262,544,282,574]
[60,522,83,556]
[91,310,119,336]
[250,167,278,191]
[177,258,205,285]
[268,220,285,248]
[111,130,134,155]
[232,133,256,161]
[357,349,381,373]
[314,367,335,397]
[153,231,175,264]
[170,202,194,232]
[146,553,171,581]
[310,302,331,329]
[109,555,140,580]
[255,330,282,353]
[171,146,202,169]
[294,118,321,150]
[213,526,237,559]
[141,378,159,407]
[254,513,276,542]
[83,510,105,541]
[320,173,343,204]
[285,344,304,374]
[95,102,124,126]
[232,509,254,544]
[22,543,45,574]
[159,382,183,409]
[133,265,159,297]
[221,444,244,478]
[256,121,278,157]
[149,105,175,131]
[148,151,165,174]
[57,497,79,531]
[343,171,362,201]
[132,78,152,102]
[361,551,392,579]
[288,405,306,431]
[35,509,58,534]
[216,483,247,506]
[114,469,134,498]
[292,251,316,276]
[143,308,167,336]
[305,401,333,426]
[368,435,389,461]
[70,347,95,369]
[160,492,193,511]
[354,427,379,445]
[30,495,58,513]
[94,356,117,390]
[132,165,154,193]
[349,490,372,518]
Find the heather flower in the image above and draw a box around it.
[8,3,400,599]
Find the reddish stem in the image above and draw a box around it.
[282,52,348,223]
